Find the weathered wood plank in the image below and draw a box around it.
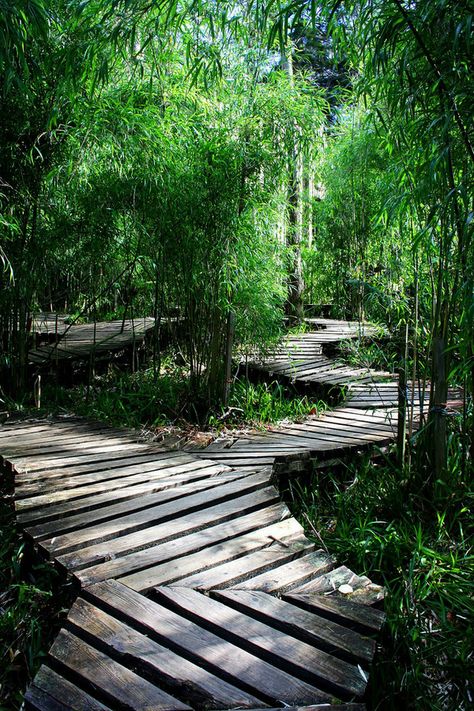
[66,596,264,708]
[16,456,222,497]
[284,593,386,634]
[9,442,157,473]
[15,461,226,512]
[25,469,259,542]
[42,471,272,557]
[24,665,112,711]
[17,464,230,526]
[291,566,371,595]
[174,537,314,590]
[84,579,331,706]
[15,451,182,483]
[232,550,336,593]
[74,503,296,587]
[28,318,156,365]
[154,587,367,698]
[212,589,375,664]
[49,628,191,710]
[116,516,304,593]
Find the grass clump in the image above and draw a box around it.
[287,450,473,711]
[211,378,327,427]
[0,483,63,710]
[42,360,191,429]
[42,366,327,432]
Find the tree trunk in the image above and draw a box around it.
[283,45,305,324]
[429,335,448,482]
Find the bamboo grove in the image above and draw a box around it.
[1,2,472,493]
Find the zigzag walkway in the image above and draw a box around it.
[1,320,417,710]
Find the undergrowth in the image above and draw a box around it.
[337,336,398,373]
[0,478,65,710]
[287,445,473,710]
[41,365,326,431]
[42,361,192,429]
[213,378,327,427]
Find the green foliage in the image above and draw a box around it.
[0,486,59,710]
[337,336,398,374]
[44,359,191,428]
[287,444,473,711]
[221,378,326,426]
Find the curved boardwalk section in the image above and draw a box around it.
[1,415,385,711]
[2,321,413,710]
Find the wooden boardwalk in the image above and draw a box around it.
[1,413,385,710]
[29,318,156,364]
[248,321,391,392]
[4,320,432,710]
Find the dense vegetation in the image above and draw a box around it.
[0,1,472,709]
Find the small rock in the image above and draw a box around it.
[339,584,354,595]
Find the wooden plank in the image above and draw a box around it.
[58,487,281,573]
[24,665,113,711]
[199,450,301,459]
[0,427,138,454]
[66,596,264,708]
[25,469,257,541]
[15,451,193,484]
[154,587,367,698]
[173,536,315,590]
[17,464,230,526]
[84,579,331,706]
[193,455,278,466]
[239,430,381,449]
[28,319,156,364]
[0,422,113,443]
[232,551,336,593]
[16,456,218,497]
[49,628,191,710]
[9,442,155,472]
[42,471,271,556]
[270,417,396,438]
[0,419,93,439]
[213,589,375,664]
[15,460,226,512]
[73,502,295,587]
[116,516,304,593]
[284,593,386,634]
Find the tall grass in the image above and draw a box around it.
[0,484,61,710]
[222,378,327,426]
[42,360,192,429]
[42,367,327,431]
[286,447,473,710]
